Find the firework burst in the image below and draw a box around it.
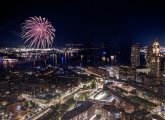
[22,16,55,48]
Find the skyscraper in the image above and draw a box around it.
[152,41,160,77]
[146,40,160,77]
[131,44,140,67]
[146,45,153,68]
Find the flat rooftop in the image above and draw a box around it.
[89,91,115,102]
[151,114,164,120]
[62,101,94,120]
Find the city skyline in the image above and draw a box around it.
[1,1,165,120]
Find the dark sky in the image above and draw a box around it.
[0,0,165,48]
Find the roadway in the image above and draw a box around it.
[74,89,93,101]
[25,87,81,120]
[25,108,52,120]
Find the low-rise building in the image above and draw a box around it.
[136,72,146,83]
[62,101,95,120]
[106,66,119,79]
[136,66,151,75]
[119,66,135,80]
[102,105,122,120]
[158,84,165,96]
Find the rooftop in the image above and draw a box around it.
[151,114,164,120]
[103,105,121,114]
[62,101,94,120]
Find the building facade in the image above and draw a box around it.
[146,45,153,68]
[62,101,95,120]
[131,44,140,67]
[151,41,160,77]
[146,41,160,77]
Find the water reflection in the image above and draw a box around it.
[0,53,69,72]
[0,48,112,72]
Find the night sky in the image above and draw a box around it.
[0,0,165,48]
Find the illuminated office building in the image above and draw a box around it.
[146,40,160,77]
[131,44,140,66]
